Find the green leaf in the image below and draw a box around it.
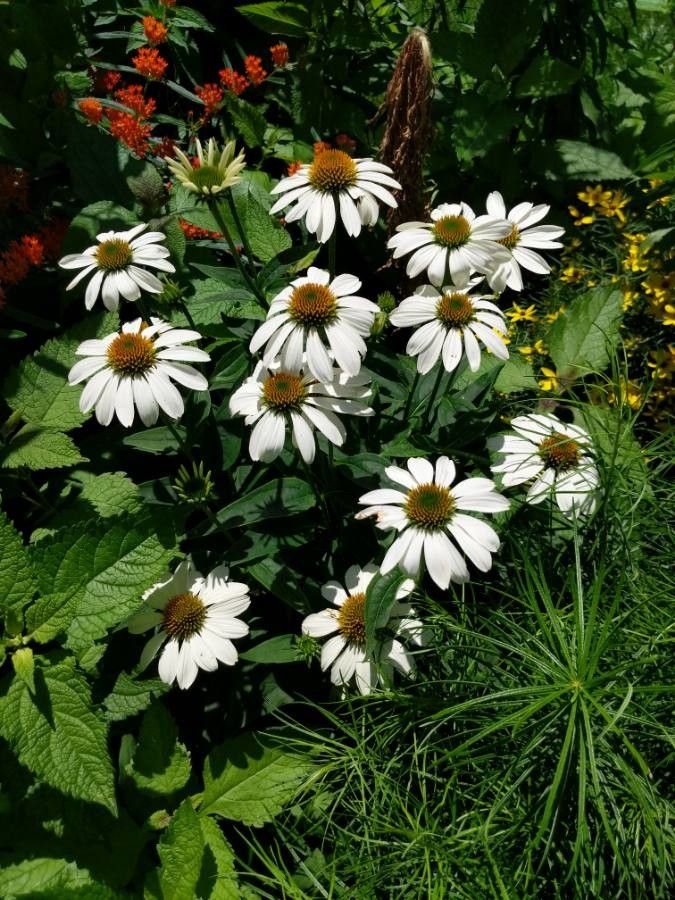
[3,313,117,431]
[196,817,240,899]
[548,286,623,377]
[63,200,137,252]
[70,471,142,518]
[365,569,409,655]
[0,509,36,615]
[122,425,185,454]
[126,702,191,796]
[0,663,116,813]
[494,354,536,394]
[0,427,86,471]
[103,671,170,722]
[245,193,292,262]
[220,92,268,148]
[200,732,314,825]
[25,512,176,648]
[516,56,581,97]
[0,859,94,897]
[237,1,311,37]
[240,635,297,663]
[158,799,205,900]
[214,478,315,529]
[11,647,35,693]
[556,140,633,180]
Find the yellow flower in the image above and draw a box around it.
[608,378,642,410]
[598,189,630,224]
[642,271,674,304]
[506,303,538,323]
[622,243,649,274]
[622,289,640,311]
[538,367,560,392]
[647,345,675,380]
[568,205,594,226]
[518,339,548,357]
[560,265,586,284]
[577,185,611,207]
[622,232,646,244]
[545,306,566,324]
[646,179,672,208]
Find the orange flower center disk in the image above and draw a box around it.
[436,292,474,328]
[95,238,133,271]
[538,432,581,471]
[309,149,358,193]
[337,591,366,647]
[106,332,156,375]
[498,224,520,250]
[432,214,471,248]
[162,591,207,640]
[262,372,306,411]
[289,282,338,327]
[405,483,455,529]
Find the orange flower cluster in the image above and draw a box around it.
[313,141,332,156]
[132,47,168,80]
[336,133,357,153]
[143,16,168,45]
[115,83,156,118]
[152,136,176,159]
[109,114,153,157]
[179,219,223,240]
[195,83,224,118]
[0,235,44,285]
[219,67,249,96]
[270,43,289,67]
[92,68,121,94]
[0,165,29,212]
[78,98,103,125]
[287,161,303,176]
[244,55,267,86]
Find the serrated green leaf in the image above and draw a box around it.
[0,858,93,897]
[72,471,142,518]
[548,286,623,377]
[197,817,240,899]
[240,634,297,663]
[0,427,86,471]
[200,732,314,825]
[103,671,170,722]
[220,92,267,148]
[245,193,292,262]
[3,313,116,431]
[127,702,191,796]
[494,354,536,394]
[365,569,408,655]
[158,799,204,900]
[214,478,315,529]
[237,0,311,36]
[25,512,177,647]
[556,140,633,180]
[0,509,36,615]
[0,664,116,813]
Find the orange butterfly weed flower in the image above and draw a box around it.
[132,47,168,80]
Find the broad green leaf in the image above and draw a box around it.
[0,663,116,813]
[3,313,116,431]
[122,425,185,454]
[556,140,633,180]
[200,732,314,825]
[0,427,86,471]
[240,635,298,663]
[103,671,170,722]
[494,355,536,394]
[0,859,93,897]
[158,799,204,900]
[365,569,409,655]
[63,200,138,252]
[516,56,581,97]
[169,185,235,235]
[11,647,35,693]
[70,471,142,518]
[0,509,36,615]
[220,92,267,148]
[246,556,320,611]
[215,478,315,529]
[245,193,292,262]
[237,1,311,38]
[25,512,176,647]
[548,286,623,377]
[197,817,240,899]
[126,702,191,796]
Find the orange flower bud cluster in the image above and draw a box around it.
[143,16,168,45]
[78,98,104,125]
[195,83,224,118]
[270,43,289,67]
[132,47,168,80]
[219,67,249,96]
[244,55,267,86]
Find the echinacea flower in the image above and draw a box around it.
[229,359,372,464]
[301,563,424,695]
[59,224,175,311]
[488,413,599,517]
[269,150,401,243]
[128,560,250,690]
[249,267,378,382]
[356,456,509,590]
[387,202,511,287]
[165,137,246,196]
[389,282,508,374]
[68,317,209,427]
[485,192,565,292]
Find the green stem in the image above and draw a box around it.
[208,200,266,306]
[179,300,196,329]
[328,229,337,279]
[403,371,421,420]
[226,190,256,272]
[424,364,445,423]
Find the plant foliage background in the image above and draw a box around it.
[0,1,673,898]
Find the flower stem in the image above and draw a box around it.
[226,190,256,272]
[424,364,445,423]
[208,199,266,306]
[328,229,337,279]
[403,371,421,420]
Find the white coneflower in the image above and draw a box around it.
[484,192,565,292]
[489,413,599,517]
[68,317,209,427]
[356,456,509,590]
[249,267,378,382]
[389,282,508,374]
[128,560,250,690]
[301,563,424,695]
[387,202,511,287]
[165,137,246,196]
[229,360,372,464]
[269,150,401,243]
[59,224,175,311]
